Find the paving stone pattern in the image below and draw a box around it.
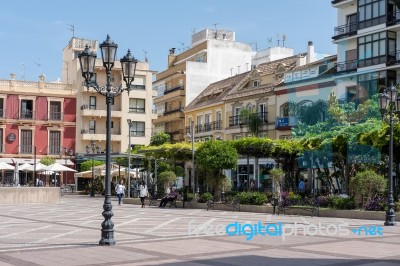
[0,195,399,265]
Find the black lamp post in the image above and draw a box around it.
[378,83,400,226]
[63,147,74,185]
[79,34,137,246]
[86,141,101,198]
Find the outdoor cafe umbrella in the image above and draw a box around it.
[43,163,76,186]
[0,162,15,184]
[19,163,32,185]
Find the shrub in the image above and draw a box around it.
[331,197,356,210]
[395,201,400,212]
[235,192,268,205]
[364,197,386,211]
[350,170,386,204]
[198,192,213,203]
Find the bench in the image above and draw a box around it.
[148,193,182,208]
[277,201,319,217]
[207,196,240,212]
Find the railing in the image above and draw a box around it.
[164,85,184,95]
[130,84,146,90]
[335,59,358,72]
[387,50,400,66]
[229,112,268,127]
[18,110,35,120]
[46,146,63,155]
[193,121,224,133]
[163,107,182,115]
[80,129,121,135]
[19,145,33,154]
[387,11,400,25]
[338,96,369,106]
[333,22,357,39]
[48,112,63,121]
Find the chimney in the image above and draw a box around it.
[168,48,177,67]
[306,41,315,64]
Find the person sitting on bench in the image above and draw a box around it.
[159,187,178,208]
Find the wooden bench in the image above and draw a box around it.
[207,196,240,212]
[148,193,182,208]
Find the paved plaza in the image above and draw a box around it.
[0,196,399,265]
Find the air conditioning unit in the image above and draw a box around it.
[81,129,88,134]
[81,104,89,110]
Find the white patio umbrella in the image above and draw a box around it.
[43,163,76,186]
[19,163,32,185]
[0,162,15,185]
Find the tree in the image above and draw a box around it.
[158,171,177,192]
[40,156,56,166]
[150,132,171,146]
[269,168,284,199]
[196,140,238,194]
[80,160,104,172]
[350,169,386,206]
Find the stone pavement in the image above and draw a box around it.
[0,195,399,266]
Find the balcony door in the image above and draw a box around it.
[21,100,33,119]
[347,13,357,33]
[20,130,32,154]
[49,131,61,155]
[49,101,61,120]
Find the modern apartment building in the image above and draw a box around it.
[62,37,156,160]
[0,74,76,184]
[153,29,253,142]
[332,0,399,100]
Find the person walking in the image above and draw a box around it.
[139,181,148,208]
[115,180,126,206]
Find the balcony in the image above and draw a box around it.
[17,110,35,120]
[333,22,357,40]
[387,11,400,26]
[46,146,63,155]
[336,59,358,73]
[164,85,184,95]
[331,0,352,4]
[275,117,298,130]
[80,105,122,117]
[80,129,122,141]
[164,107,183,116]
[191,121,223,133]
[130,84,146,90]
[387,50,400,66]
[229,112,268,127]
[18,145,34,154]
[47,112,63,122]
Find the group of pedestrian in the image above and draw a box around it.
[115,180,148,207]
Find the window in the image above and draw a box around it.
[358,70,396,97]
[205,114,211,131]
[253,80,260,87]
[216,111,222,129]
[234,135,242,140]
[89,120,96,134]
[358,0,386,29]
[234,107,241,125]
[188,117,193,135]
[0,98,4,118]
[49,131,61,155]
[129,98,145,113]
[258,103,267,122]
[0,128,3,153]
[358,31,391,68]
[49,101,62,120]
[89,96,96,110]
[280,103,289,117]
[197,115,203,132]
[20,130,32,154]
[130,121,145,136]
[20,99,33,119]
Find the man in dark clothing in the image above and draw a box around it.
[159,187,178,208]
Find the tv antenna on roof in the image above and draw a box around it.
[34,58,42,74]
[143,50,148,62]
[67,24,75,37]
[267,38,273,48]
[178,42,185,53]
[282,34,287,47]
[276,33,280,46]
[213,23,219,38]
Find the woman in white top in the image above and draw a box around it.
[115,180,126,206]
[139,181,148,208]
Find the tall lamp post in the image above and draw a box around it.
[127,119,133,198]
[187,120,195,195]
[378,83,399,226]
[86,141,101,197]
[79,34,137,245]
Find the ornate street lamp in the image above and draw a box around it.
[86,141,101,198]
[79,34,137,245]
[378,83,400,226]
[62,147,74,185]
[127,119,133,198]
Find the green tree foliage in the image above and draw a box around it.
[240,108,262,136]
[158,170,177,190]
[269,168,284,199]
[80,160,104,172]
[349,170,386,205]
[40,156,56,166]
[196,140,238,194]
[150,132,171,146]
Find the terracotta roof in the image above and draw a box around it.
[223,54,300,100]
[184,72,249,111]
[288,55,337,72]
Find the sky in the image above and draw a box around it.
[0,0,336,82]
